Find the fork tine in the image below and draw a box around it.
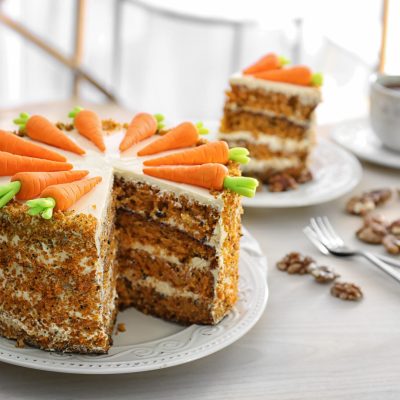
[310,217,330,246]
[303,227,329,255]
[322,216,344,247]
[316,216,337,248]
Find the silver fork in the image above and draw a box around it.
[305,216,400,284]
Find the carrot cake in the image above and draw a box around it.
[0,111,257,353]
[219,53,322,188]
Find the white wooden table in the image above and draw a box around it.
[0,103,399,399]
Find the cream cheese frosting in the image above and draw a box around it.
[0,115,226,219]
[229,73,322,105]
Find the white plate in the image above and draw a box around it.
[331,119,400,170]
[241,138,362,208]
[0,228,268,374]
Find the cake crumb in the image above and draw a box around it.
[116,323,126,333]
[91,204,97,210]
[15,337,25,348]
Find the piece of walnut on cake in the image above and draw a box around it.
[0,167,116,353]
[219,52,323,190]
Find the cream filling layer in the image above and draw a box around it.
[135,276,201,301]
[242,157,301,172]
[229,74,322,105]
[124,241,211,270]
[219,130,314,153]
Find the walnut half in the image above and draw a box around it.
[331,282,363,301]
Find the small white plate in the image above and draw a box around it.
[331,119,400,170]
[241,138,362,208]
[0,228,268,374]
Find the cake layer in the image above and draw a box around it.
[0,197,117,353]
[117,210,218,298]
[117,278,215,325]
[226,83,318,122]
[221,108,311,140]
[113,173,224,247]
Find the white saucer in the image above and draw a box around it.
[0,228,268,374]
[241,138,362,208]
[331,119,400,170]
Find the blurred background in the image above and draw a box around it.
[0,0,398,123]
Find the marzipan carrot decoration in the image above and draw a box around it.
[0,170,89,208]
[27,176,102,219]
[0,151,72,176]
[143,141,250,166]
[0,130,67,162]
[13,113,85,155]
[119,112,165,152]
[143,164,258,197]
[138,121,209,156]
[253,66,323,87]
[243,52,289,75]
[68,106,106,152]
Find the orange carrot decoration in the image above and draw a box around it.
[243,52,289,75]
[119,113,165,152]
[252,66,323,87]
[0,130,67,162]
[68,107,106,152]
[143,141,250,166]
[0,151,72,176]
[13,113,86,155]
[27,176,102,219]
[144,164,258,197]
[138,121,209,156]
[0,170,89,208]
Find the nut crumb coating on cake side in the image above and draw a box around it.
[0,196,117,353]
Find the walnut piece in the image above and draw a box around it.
[268,173,298,192]
[297,169,313,184]
[356,214,388,244]
[346,188,392,215]
[276,252,316,275]
[331,282,363,301]
[388,219,400,237]
[382,235,400,255]
[310,265,340,283]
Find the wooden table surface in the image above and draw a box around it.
[0,102,399,400]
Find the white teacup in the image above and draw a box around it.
[370,74,400,152]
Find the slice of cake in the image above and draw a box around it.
[114,161,242,325]
[219,54,322,189]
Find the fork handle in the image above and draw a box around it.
[363,252,400,284]
[375,254,400,269]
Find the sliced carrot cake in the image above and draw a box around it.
[219,53,323,189]
[0,110,258,353]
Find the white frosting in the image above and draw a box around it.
[0,115,225,220]
[125,241,211,270]
[241,157,301,172]
[219,130,314,153]
[229,73,322,105]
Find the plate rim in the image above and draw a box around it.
[0,228,268,374]
[331,119,400,170]
[242,137,363,208]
